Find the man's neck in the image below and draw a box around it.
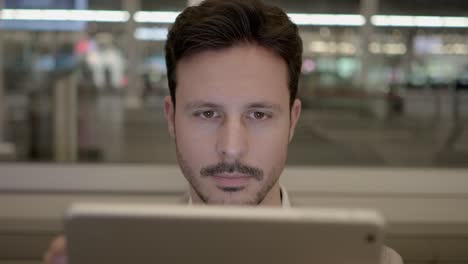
[189,182,282,207]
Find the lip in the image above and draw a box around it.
[212,174,251,187]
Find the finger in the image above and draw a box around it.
[43,236,67,264]
[53,255,68,264]
[51,236,67,254]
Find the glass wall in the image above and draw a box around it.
[0,0,467,167]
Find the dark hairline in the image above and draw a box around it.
[173,41,292,110]
[165,0,302,111]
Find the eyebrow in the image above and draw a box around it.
[247,102,283,113]
[184,101,221,111]
[183,101,283,113]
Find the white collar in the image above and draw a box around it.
[280,186,291,208]
[188,185,291,208]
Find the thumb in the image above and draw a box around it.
[53,255,68,264]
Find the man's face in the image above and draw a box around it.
[164,44,301,205]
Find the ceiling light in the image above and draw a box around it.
[0,9,129,22]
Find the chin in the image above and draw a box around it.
[212,199,258,206]
[208,190,259,205]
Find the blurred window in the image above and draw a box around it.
[0,0,467,167]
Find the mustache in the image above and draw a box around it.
[200,161,264,181]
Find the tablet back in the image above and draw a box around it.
[65,203,385,264]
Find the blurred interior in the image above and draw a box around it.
[0,0,467,263]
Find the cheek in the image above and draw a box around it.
[250,117,290,142]
[177,117,218,142]
[247,120,290,160]
[175,116,218,162]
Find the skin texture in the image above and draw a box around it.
[43,43,301,263]
[43,235,67,264]
[164,44,301,206]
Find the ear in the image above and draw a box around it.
[164,96,176,139]
[288,99,302,142]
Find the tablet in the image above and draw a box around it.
[65,203,385,264]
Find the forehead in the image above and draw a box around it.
[175,44,289,107]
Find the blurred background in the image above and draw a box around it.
[1,1,468,263]
[0,0,467,167]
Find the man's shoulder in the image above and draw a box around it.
[382,246,404,264]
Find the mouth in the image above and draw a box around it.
[212,174,251,189]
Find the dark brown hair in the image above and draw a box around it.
[165,0,303,107]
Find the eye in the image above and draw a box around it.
[254,112,265,119]
[249,111,270,120]
[197,110,219,119]
[203,111,214,118]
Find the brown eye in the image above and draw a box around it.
[253,112,265,119]
[202,111,215,118]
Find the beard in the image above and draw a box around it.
[175,140,284,205]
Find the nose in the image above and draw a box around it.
[216,116,248,161]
